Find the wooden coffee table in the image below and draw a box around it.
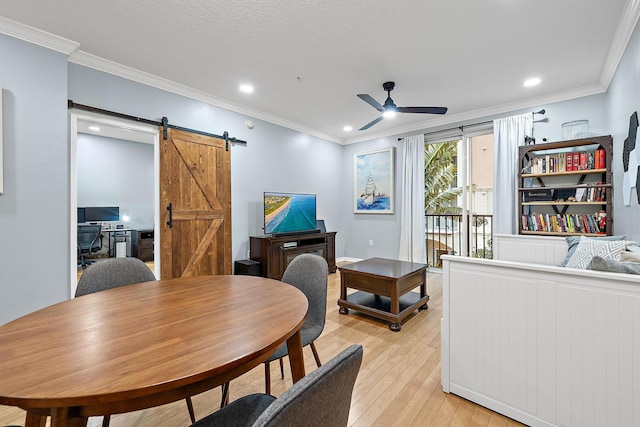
[338,257,428,331]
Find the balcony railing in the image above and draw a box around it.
[426,214,493,268]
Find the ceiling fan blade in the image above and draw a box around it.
[359,116,384,131]
[357,94,384,112]
[397,106,448,115]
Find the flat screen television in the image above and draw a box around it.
[264,192,317,236]
[79,206,120,223]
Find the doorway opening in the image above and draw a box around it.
[69,111,160,296]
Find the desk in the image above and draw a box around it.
[101,228,131,257]
[338,257,428,331]
[0,275,307,427]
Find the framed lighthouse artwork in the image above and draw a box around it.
[354,147,395,214]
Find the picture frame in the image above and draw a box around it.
[354,147,395,214]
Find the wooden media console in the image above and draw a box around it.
[250,231,337,279]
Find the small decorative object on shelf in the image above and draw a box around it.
[518,135,613,236]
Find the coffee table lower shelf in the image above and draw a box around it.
[338,291,429,331]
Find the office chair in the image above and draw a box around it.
[191,344,363,427]
[77,224,102,269]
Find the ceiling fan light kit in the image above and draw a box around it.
[357,81,448,131]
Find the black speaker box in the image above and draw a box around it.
[234,259,261,276]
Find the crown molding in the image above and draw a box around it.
[599,0,640,88]
[344,83,606,145]
[68,50,342,144]
[0,16,79,54]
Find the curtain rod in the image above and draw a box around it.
[398,109,545,141]
[67,100,248,147]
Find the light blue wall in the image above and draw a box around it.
[77,134,154,230]
[2,17,640,324]
[68,64,346,263]
[0,34,70,323]
[340,135,402,259]
[342,93,611,260]
[606,21,640,243]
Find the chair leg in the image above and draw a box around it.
[279,357,285,379]
[186,397,196,424]
[220,382,230,409]
[310,341,322,367]
[102,415,111,427]
[265,361,271,395]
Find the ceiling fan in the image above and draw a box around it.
[357,81,448,131]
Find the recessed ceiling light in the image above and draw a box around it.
[239,84,254,93]
[88,125,100,132]
[343,126,353,132]
[524,77,541,87]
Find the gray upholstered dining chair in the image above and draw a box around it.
[191,344,363,427]
[75,257,156,297]
[264,253,329,394]
[75,258,195,425]
[202,253,329,419]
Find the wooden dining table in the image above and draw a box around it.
[0,275,308,427]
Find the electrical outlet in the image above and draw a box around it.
[368,240,373,246]
[247,250,250,259]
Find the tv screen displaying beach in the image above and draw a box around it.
[264,192,316,235]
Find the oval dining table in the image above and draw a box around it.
[0,275,308,427]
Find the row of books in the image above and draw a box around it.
[528,149,606,174]
[521,211,607,234]
[575,185,606,202]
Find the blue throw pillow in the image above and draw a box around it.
[559,235,626,267]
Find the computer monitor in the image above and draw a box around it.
[77,207,86,224]
[80,207,120,222]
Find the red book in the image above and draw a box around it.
[599,149,605,169]
[573,152,580,171]
[595,149,601,169]
[566,153,573,171]
[579,152,588,170]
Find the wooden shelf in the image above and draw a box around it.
[522,201,606,206]
[521,168,606,178]
[518,184,611,191]
[518,135,613,235]
[520,231,608,237]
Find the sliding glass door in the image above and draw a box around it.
[425,125,494,267]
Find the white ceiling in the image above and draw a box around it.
[1,0,638,144]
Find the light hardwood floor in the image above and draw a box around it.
[2,265,524,427]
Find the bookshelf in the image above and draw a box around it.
[518,135,613,236]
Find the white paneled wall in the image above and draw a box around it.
[441,256,640,427]
[493,233,567,265]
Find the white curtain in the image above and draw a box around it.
[493,113,533,234]
[399,134,427,263]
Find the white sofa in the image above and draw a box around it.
[441,234,640,427]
